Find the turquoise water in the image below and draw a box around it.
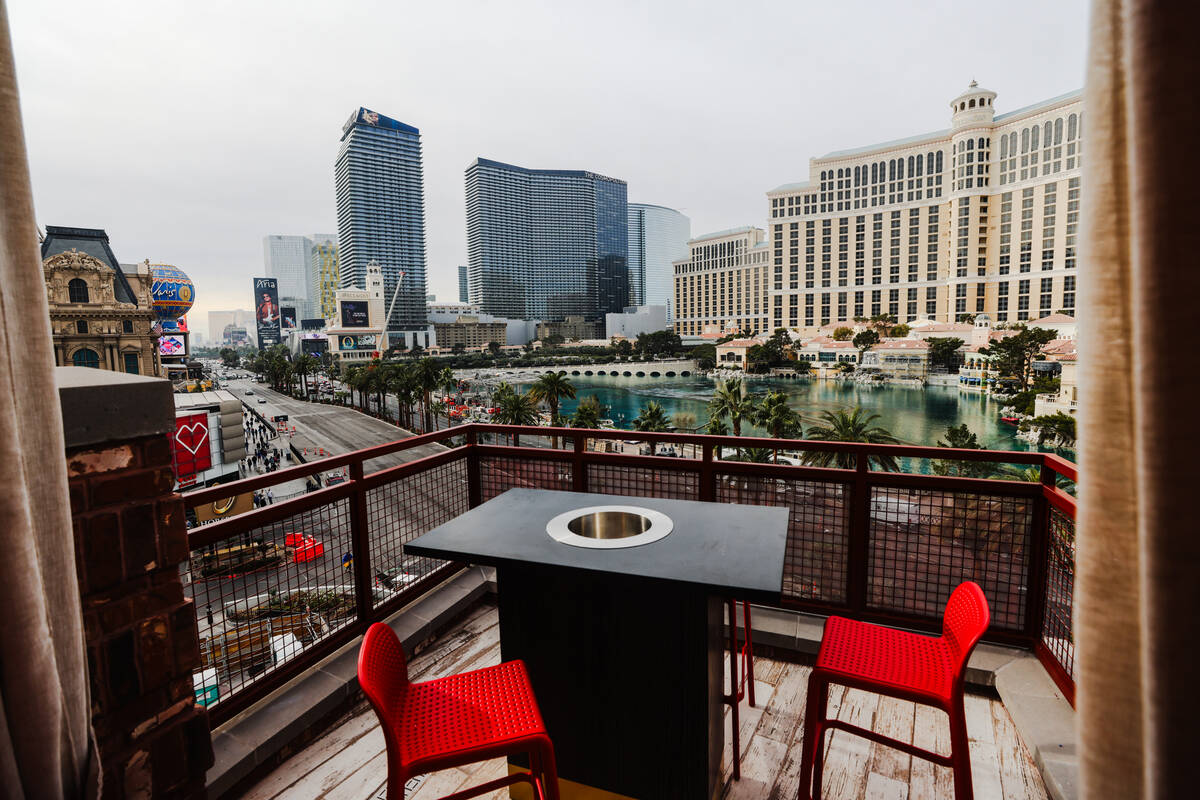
[515,374,1040,453]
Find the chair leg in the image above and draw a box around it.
[796,673,825,800]
[743,601,756,708]
[948,698,974,800]
[811,680,830,800]
[537,738,561,800]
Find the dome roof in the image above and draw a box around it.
[952,80,997,105]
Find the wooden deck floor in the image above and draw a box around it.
[244,599,1047,800]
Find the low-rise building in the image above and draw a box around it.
[1028,312,1078,340]
[433,316,508,350]
[861,339,930,380]
[42,226,163,377]
[1034,357,1079,416]
[715,338,759,370]
[605,305,668,340]
[794,337,859,367]
[536,316,602,341]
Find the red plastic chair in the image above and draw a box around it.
[797,582,990,800]
[725,598,756,780]
[358,622,560,800]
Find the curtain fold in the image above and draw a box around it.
[1078,1,1200,798]
[0,2,94,797]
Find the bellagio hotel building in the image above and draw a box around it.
[675,82,1083,337]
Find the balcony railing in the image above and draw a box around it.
[182,423,1077,727]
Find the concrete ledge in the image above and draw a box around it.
[57,366,174,448]
[995,657,1077,800]
[206,565,492,799]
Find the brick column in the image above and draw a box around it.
[59,368,213,798]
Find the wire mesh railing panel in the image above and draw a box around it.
[365,457,470,601]
[584,463,699,500]
[479,455,573,501]
[184,497,353,711]
[714,472,850,604]
[1043,506,1076,679]
[867,487,1033,630]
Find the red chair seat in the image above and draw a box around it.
[815,616,955,704]
[398,660,548,768]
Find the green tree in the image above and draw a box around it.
[927,337,965,372]
[708,377,755,436]
[888,323,911,338]
[735,447,774,463]
[1030,412,1077,448]
[803,407,901,471]
[979,326,1057,390]
[493,389,539,426]
[792,360,812,375]
[671,412,697,432]
[528,371,576,446]
[219,347,239,368]
[692,343,717,370]
[745,344,772,374]
[752,391,802,459]
[571,395,608,429]
[868,313,897,341]
[931,424,995,478]
[451,342,466,355]
[385,364,418,430]
[832,326,854,341]
[853,329,880,357]
[412,357,444,432]
[487,341,502,357]
[632,401,671,432]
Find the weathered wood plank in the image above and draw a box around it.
[865,696,915,785]
[990,700,1047,800]
[818,688,878,800]
[864,772,909,800]
[908,703,953,799]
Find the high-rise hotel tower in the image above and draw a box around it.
[766,82,1082,331]
[465,158,628,321]
[335,108,429,346]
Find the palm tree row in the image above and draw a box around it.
[703,377,900,468]
[342,357,457,434]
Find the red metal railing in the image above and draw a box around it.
[182,423,1078,726]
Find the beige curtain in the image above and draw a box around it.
[1077,1,1200,798]
[0,2,94,797]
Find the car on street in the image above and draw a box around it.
[257,398,267,404]
[245,390,254,395]
[374,556,437,591]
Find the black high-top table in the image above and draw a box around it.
[405,488,789,800]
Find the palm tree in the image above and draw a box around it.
[708,377,756,437]
[571,395,608,429]
[413,357,442,432]
[493,389,539,444]
[385,364,418,430]
[735,447,774,463]
[294,354,317,396]
[528,371,576,447]
[752,390,802,461]
[803,407,901,471]
[632,401,671,432]
[434,367,457,429]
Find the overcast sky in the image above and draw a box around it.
[9,0,1090,340]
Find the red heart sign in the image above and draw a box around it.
[171,413,212,477]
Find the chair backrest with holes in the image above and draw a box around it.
[941,581,991,678]
[358,622,411,733]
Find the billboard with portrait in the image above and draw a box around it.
[158,334,187,357]
[280,306,297,331]
[340,300,369,328]
[253,277,281,349]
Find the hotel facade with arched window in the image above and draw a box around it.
[765,82,1082,333]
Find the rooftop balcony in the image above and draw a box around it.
[179,422,1077,798]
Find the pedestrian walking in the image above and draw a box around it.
[267,488,274,504]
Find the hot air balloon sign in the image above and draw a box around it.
[149,264,195,333]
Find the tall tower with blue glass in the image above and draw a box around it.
[465,158,628,321]
[335,108,428,345]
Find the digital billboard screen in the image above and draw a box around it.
[158,334,187,357]
[338,333,378,351]
[280,306,297,331]
[300,317,325,330]
[253,277,281,349]
[340,300,369,328]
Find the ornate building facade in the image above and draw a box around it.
[43,245,162,376]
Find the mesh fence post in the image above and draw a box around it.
[573,434,587,493]
[1026,459,1055,645]
[847,446,871,613]
[349,459,373,624]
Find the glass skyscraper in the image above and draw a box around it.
[627,203,691,320]
[263,234,311,316]
[458,265,468,303]
[335,108,428,339]
[465,158,628,320]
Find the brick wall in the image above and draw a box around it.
[68,432,213,798]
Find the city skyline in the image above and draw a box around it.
[9,0,1089,340]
